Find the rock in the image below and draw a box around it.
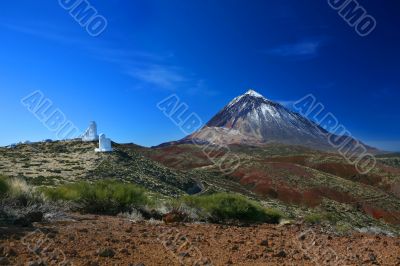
[0,257,10,265]
[13,217,32,227]
[162,210,188,224]
[369,253,377,262]
[5,247,17,257]
[14,212,43,227]
[27,211,43,223]
[28,261,45,266]
[119,248,129,255]
[275,250,287,258]
[86,261,99,266]
[179,252,190,258]
[47,233,56,239]
[246,253,259,260]
[82,121,99,141]
[68,249,78,257]
[33,246,42,255]
[260,239,269,247]
[140,209,162,220]
[98,248,115,258]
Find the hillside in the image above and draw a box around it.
[1,140,400,231]
[0,140,200,196]
[141,143,400,226]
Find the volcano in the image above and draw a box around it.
[163,89,378,153]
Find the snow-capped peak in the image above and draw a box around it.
[244,89,265,99]
[227,89,268,107]
[207,89,328,147]
[173,89,376,153]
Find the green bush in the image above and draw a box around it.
[304,211,341,225]
[304,213,324,224]
[0,176,9,198]
[180,193,281,224]
[0,176,43,207]
[43,180,150,215]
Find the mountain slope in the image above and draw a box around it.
[146,143,400,225]
[169,90,377,152]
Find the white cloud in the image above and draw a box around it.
[265,38,327,59]
[128,65,186,90]
[1,21,214,95]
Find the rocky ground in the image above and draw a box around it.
[1,214,400,266]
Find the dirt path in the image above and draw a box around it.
[1,214,399,265]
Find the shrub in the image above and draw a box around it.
[304,211,341,225]
[179,193,282,224]
[43,180,150,215]
[0,177,42,206]
[335,222,352,234]
[304,213,329,224]
[7,178,30,198]
[304,213,324,224]
[0,176,9,198]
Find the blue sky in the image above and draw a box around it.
[0,0,399,151]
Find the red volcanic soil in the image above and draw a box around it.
[1,214,399,265]
[145,148,400,225]
[261,156,397,188]
[362,205,400,224]
[232,166,356,208]
[149,146,212,169]
[231,167,400,223]
[312,162,358,178]
[265,156,308,165]
[148,145,232,170]
[378,162,400,175]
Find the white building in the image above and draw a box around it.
[82,121,99,141]
[95,133,113,152]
